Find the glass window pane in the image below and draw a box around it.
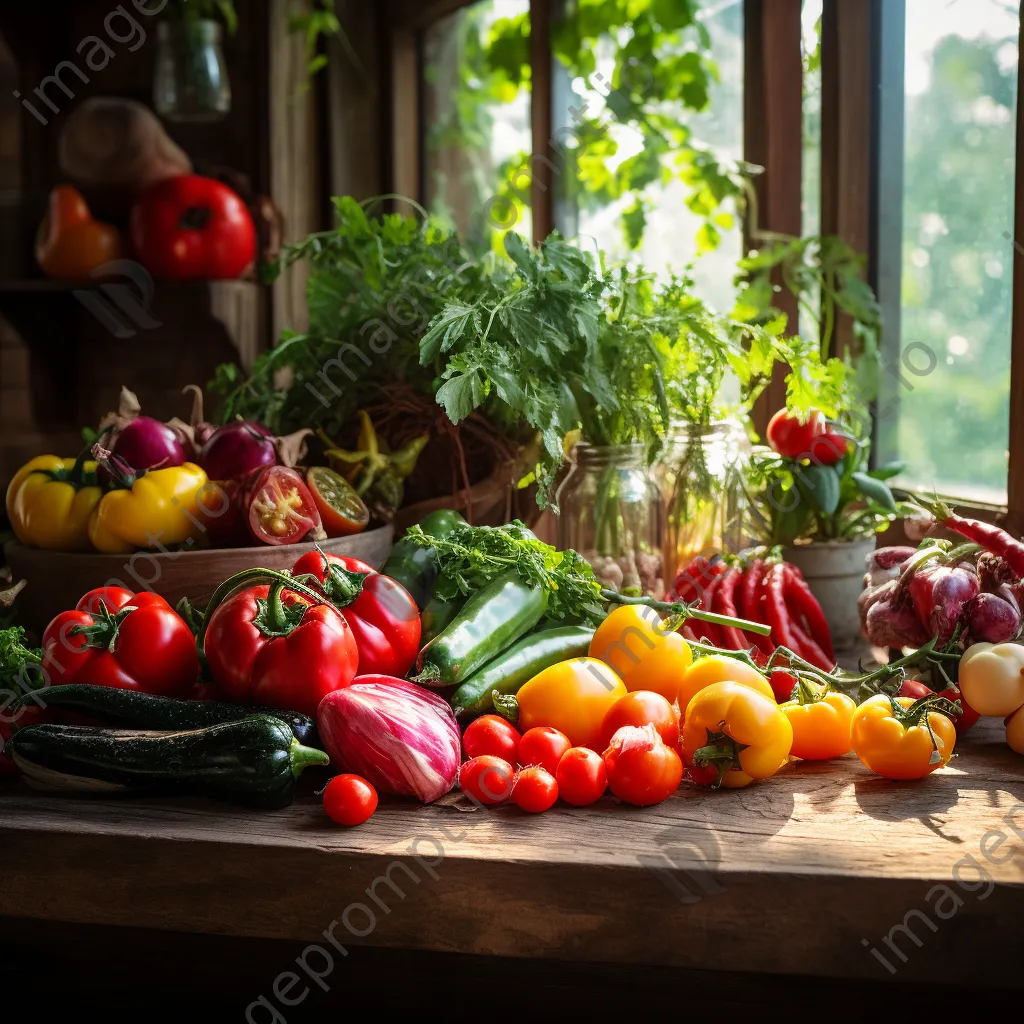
[550,2,744,311]
[422,0,532,251]
[877,0,1019,504]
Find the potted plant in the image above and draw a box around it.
[154,1,237,123]
[744,403,909,651]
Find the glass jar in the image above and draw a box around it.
[657,421,749,585]
[153,20,232,124]
[556,443,664,597]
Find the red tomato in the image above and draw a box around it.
[292,550,421,677]
[517,726,572,775]
[243,466,322,546]
[461,715,521,763]
[41,588,199,696]
[766,408,826,459]
[938,686,981,734]
[809,430,850,466]
[323,774,378,826]
[130,174,256,280]
[511,766,558,813]
[306,466,369,537]
[458,755,514,806]
[555,747,607,806]
[204,584,359,718]
[599,691,679,750]
[770,669,798,704]
[603,724,683,807]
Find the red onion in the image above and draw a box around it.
[108,415,189,474]
[200,421,277,481]
[317,675,460,803]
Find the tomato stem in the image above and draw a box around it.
[70,603,137,653]
[601,589,772,637]
[691,730,746,790]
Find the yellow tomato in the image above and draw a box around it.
[679,655,774,713]
[958,642,1024,718]
[517,657,628,750]
[851,695,956,780]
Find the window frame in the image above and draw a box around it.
[384,0,1024,521]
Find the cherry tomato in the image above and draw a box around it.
[462,715,521,763]
[323,774,378,826]
[555,746,607,806]
[766,408,825,459]
[938,686,981,734]
[517,726,571,775]
[603,724,683,806]
[511,765,558,813]
[458,755,514,806]
[306,466,370,537]
[897,678,934,700]
[809,431,850,466]
[599,690,679,751]
[769,670,798,703]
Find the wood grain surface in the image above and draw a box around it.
[2,718,1023,986]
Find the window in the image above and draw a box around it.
[875,0,1020,505]
[422,0,533,250]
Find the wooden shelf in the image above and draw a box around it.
[2,717,1023,988]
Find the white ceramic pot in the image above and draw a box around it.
[783,538,876,653]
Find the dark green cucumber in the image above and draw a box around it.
[420,593,466,646]
[450,626,595,718]
[380,509,466,609]
[9,716,329,809]
[9,688,315,745]
[10,685,317,746]
[412,571,548,688]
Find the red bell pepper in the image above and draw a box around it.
[41,586,199,697]
[292,550,421,677]
[202,569,359,717]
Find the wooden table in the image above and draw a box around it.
[3,718,1024,1015]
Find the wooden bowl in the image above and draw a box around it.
[4,525,394,636]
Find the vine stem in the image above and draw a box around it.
[599,589,771,636]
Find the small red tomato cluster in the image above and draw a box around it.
[765,407,849,465]
[456,691,684,814]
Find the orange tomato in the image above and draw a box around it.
[589,604,692,702]
[679,655,774,714]
[781,690,856,760]
[516,657,627,750]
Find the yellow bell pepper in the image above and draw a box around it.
[850,694,957,781]
[5,454,102,551]
[516,657,627,749]
[88,462,209,554]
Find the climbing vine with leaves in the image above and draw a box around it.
[426,0,749,255]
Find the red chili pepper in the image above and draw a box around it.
[936,511,1024,579]
[41,586,199,697]
[737,561,775,658]
[712,568,749,651]
[204,578,359,717]
[292,550,422,677]
[764,564,808,657]
[788,618,833,671]
[782,564,836,663]
[671,554,727,604]
[692,570,725,647]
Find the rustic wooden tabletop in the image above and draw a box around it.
[2,717,1023,991]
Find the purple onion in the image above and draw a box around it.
[106,415,188,476]
[199,421,277,482]
[967,592,1021,644]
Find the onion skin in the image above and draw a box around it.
[317,676,460,803]
[200,421,276,481]
[108,415,188,474]
[967,592,1021,644]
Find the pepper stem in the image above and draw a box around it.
[289,738,331,776]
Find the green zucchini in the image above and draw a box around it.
[11,685,317,746]
[412,571,548,688]
[9,716,329,809]
[380,509,466,609]
[450,626,596,719]
[420,593,466,646]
